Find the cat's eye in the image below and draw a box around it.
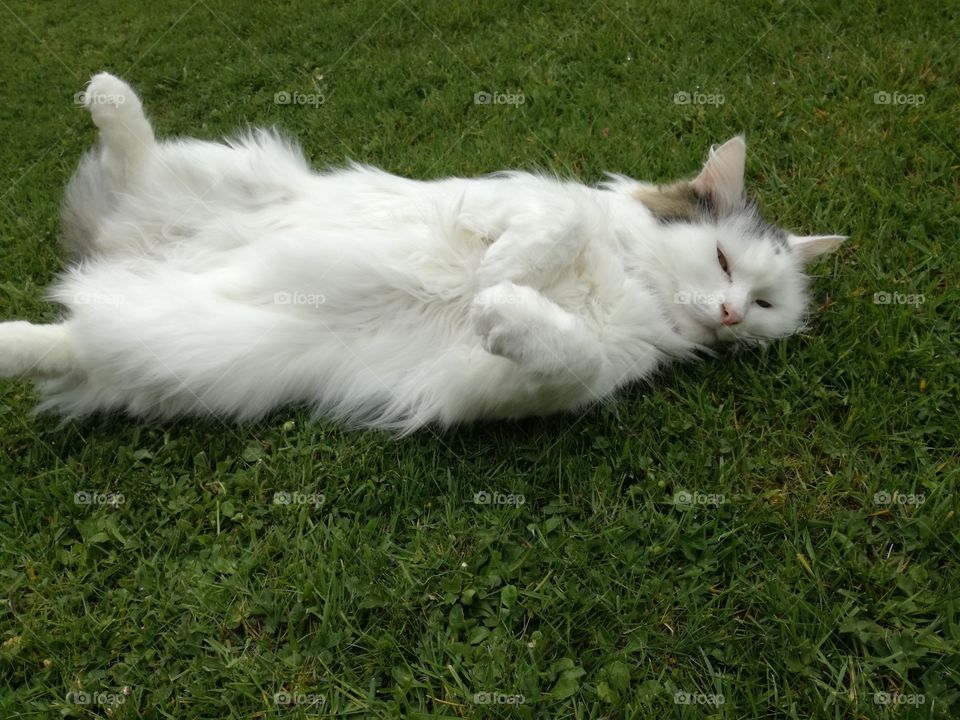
[717,248,730,275]
[755,299,772,308]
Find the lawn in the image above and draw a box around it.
[0,1,957,718]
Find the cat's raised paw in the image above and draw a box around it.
[80,72,141,125]
[470,282,546,361]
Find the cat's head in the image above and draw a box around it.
[629,136,845,346]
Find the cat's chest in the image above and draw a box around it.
[544,245,668,336]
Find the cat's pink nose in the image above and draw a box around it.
[721,303,742,326]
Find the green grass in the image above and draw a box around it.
[1,1,958,718]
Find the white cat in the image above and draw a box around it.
[0,73,845,433]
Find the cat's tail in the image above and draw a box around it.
[63,72,157,255]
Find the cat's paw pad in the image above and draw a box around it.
[471,282,539,359]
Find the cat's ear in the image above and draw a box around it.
[787,234,847,263]
[691,135,746,215]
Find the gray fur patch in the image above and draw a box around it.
[633,182,791,252]
[632,182,716,224]
[742,198,790,249]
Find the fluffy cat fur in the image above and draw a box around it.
[0,72,845,434]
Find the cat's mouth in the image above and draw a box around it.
[697,318,746,344]
[679,316,720,345]
[714,325,741,343]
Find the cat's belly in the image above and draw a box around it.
[50,165,649,429]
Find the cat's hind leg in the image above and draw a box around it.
[471,282,603,382]
[82,72,156,179]
[0,322,75,379]
[63,73,157,255]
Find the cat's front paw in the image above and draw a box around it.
[471,282,600,379]
[470,282,545,362]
